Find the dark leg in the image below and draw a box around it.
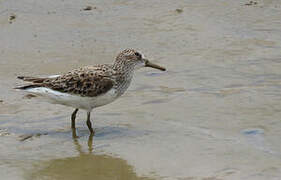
[86,111,94,134]
[71,108,79,129]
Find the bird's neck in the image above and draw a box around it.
[113,60,136,73]
[113,62,135,97]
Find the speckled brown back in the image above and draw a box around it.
[42,65,115,97]
[17,65,116,97]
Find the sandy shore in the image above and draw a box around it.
[1,0,281,179]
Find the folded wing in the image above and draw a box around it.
[16,66,115,97]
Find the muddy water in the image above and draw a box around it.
[1,0,281,179]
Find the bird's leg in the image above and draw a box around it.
[86,111,94,134]
[71,108,79,129]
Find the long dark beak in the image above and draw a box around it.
[144,59,166,71]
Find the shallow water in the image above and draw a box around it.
[1,0,281,179]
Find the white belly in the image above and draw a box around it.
[26,87,118,111]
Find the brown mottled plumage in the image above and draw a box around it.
[18,65,116,97]
[16,49,166,134]
[41,65,114,97]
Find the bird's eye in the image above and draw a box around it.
[134,52,142,58]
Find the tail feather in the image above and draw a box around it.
[14,84,42,90]
[17,76,25,80]
[17,76,47,83]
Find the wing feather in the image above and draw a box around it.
[17,66,115,97]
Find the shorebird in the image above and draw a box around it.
[16,49,166,134]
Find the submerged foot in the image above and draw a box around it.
[72,128,79,138]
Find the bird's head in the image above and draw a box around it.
[114,49,166,72]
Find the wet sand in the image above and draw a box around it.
[1,0,281,179]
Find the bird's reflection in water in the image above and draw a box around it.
[28,129,154,180]
[71,128,94,154]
